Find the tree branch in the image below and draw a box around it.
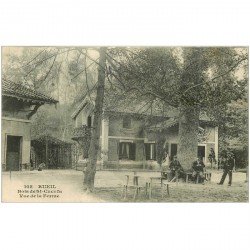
[25,48,75,70]
[106,54,180,107]
[84,52,94,102]
[124,86,179,108]
[24,48,74,77]
[40,54,57,83]
[21,49,46,68]
[210,57,248,82]
[76,48,102,69]
[182,57,248,96]
[71,61,95,81]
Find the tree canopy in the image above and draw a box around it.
[105,47,248,167]
[106,47,248,116]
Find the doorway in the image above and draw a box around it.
[198,146,205,162]
[6,135,22,171]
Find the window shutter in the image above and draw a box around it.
[130,143,136,160]
[153,144,156,160]
[145,144,150,160]
[118,142,122,160]
[87,116,92,127]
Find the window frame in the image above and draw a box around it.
[119,141,136,160]
[145,143,156,160]
[122,116,132,129]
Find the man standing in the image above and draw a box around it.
[161,152,170,179]
[218,152,234,186]
[192,157,205,183]
[208,148,217,168]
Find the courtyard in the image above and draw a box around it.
[1,169,248,202]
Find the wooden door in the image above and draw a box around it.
[197,146,205,161]
[6,136,22,171]
[170,143,178,160]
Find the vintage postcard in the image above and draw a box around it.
[1,46,248,202]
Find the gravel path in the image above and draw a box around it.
[1,169,248,202]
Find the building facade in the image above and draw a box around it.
[1,79,58,171]
[72,98,219,169]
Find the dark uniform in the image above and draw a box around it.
[168,157,185,181]
[192,159,205,183]
[208,148,217,166]
[218,156,234,186]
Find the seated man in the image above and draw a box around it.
[192,157,205,183]
[168,155,186,181]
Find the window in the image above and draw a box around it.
[119,142,136,160]
[87,116,92,127]
[145,143,156,160]
[123,116,131,129]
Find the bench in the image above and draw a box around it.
[161,171,181,183]
[185,171,212,183]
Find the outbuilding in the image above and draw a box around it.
[31,135,73,169]
[1,79,58,171]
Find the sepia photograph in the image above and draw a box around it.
[1,46,248,202]
[1,1,250,250]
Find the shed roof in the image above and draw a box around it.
[31,135,73,146]
[2,79,58,104]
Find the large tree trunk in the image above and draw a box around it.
[156,132,167,169]
[83,47,107,191]
[178,105,200,170]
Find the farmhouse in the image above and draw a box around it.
[71,96,219,170]
[1,79,58,171]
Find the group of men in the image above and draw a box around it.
[162,152,234,186]
[162,156,206,183]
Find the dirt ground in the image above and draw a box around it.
[1,169,248,202]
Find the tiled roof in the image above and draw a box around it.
[104,100,178,118]
[146,117,179,132]
[71,89,211,122]
[72,94,178,119]
[71,100,88,119]
[146,118,211,133]
[2,79,58,104]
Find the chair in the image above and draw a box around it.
[147,177,170,199]
[122,174,142,200]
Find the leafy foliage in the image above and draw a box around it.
[31,104,74,142]
[107,47,248,136]
[107,47,248,111]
